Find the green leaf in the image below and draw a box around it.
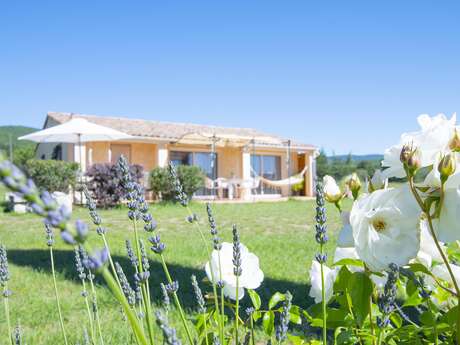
[287,335,305,345]
[289,305,302,325]
[420,310,436,326]
[333,258,364,268]
[262,311,275,336]
[252,310,262,322]
[247,289,261,310]
[268,292,286,310]
[347,272,373,326]
[407,263,431,275]
[334,266,352,293]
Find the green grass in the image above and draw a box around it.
[0,198,347,344]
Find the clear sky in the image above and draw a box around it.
[0,1,459,154]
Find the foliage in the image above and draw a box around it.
[149,165,205,201]
[316,149,381,181]
[25,159,79,193]
[12,146,35,169]
[85,162,143,208]
[0,126,37,169]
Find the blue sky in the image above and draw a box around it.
[0,1,459,154]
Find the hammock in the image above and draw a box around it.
[255,166,308,188]
[204,166,307,190]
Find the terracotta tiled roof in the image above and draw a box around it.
[46,112,315,150]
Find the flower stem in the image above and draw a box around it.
[217,249,226,345]
[132,219,155,345]
[101,267,149,345]
[101,234,122,291]
[235,275,240,345]
[250,312,255,345]
[186,206,223,344]
[3,285,13,345]
[49,246,69,345]
[320,261,327,345]
[159,254,195,345]
[368,293,375,345]
[82,279,97,345]
[88,277,105,345]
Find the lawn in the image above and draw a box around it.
[0,194,347,344]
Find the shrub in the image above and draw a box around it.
[149,165,205,201]
[25,159,79,193]
[85,163,143,208]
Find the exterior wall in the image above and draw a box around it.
[131,143,157,171]
[217,147,242,178]
[87,142,110,164]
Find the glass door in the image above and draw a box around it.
[251,154,281,194]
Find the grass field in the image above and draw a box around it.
[0,193,347,344]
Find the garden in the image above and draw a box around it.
[1,113,460,345]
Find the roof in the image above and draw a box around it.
[46,112,316,150]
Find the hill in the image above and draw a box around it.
[329,154,383,162]
[0,125,38,151]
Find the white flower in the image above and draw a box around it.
[337,211,354,248]
[416,219,444,268]
[308,261,337,303]
[323,175,342,203]
[382,113,457,178]
[205,242,263,300]
[350,187,421,272]
[435,173,460,243]
[432,263,460,288]
[369,170,388,192]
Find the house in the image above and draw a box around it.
[36,112,317,200]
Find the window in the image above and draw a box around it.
[170,151,218,196]
[111,144,131,164]
[251,154,281,194]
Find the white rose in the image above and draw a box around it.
[205,242,264,300]
[322,175,342,203]
[350,187,421,272]
[416,219,444,268]
[308,261,337,303]
[369,170,388,192]
[432,263,460,288]
[435,173,460,243]
[337,211,354,248]
[382,113,456,178]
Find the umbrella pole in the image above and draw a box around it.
[211,135,216,200]
[287,140,291,198]
[78,134,83,205]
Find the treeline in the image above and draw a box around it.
[316,149,382,181]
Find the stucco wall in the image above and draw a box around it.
[131,143,157,171]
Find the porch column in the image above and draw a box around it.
[241,149,252,200]
[304,153,314,197]
[158,144,169,168]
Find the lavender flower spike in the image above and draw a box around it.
[191,275,206,314]
[275,291,292,343]
[0,245,10,287]
[232,224,242,277]
[207,203,222,250]
[83,248,109,272]
[155,311,182,345]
